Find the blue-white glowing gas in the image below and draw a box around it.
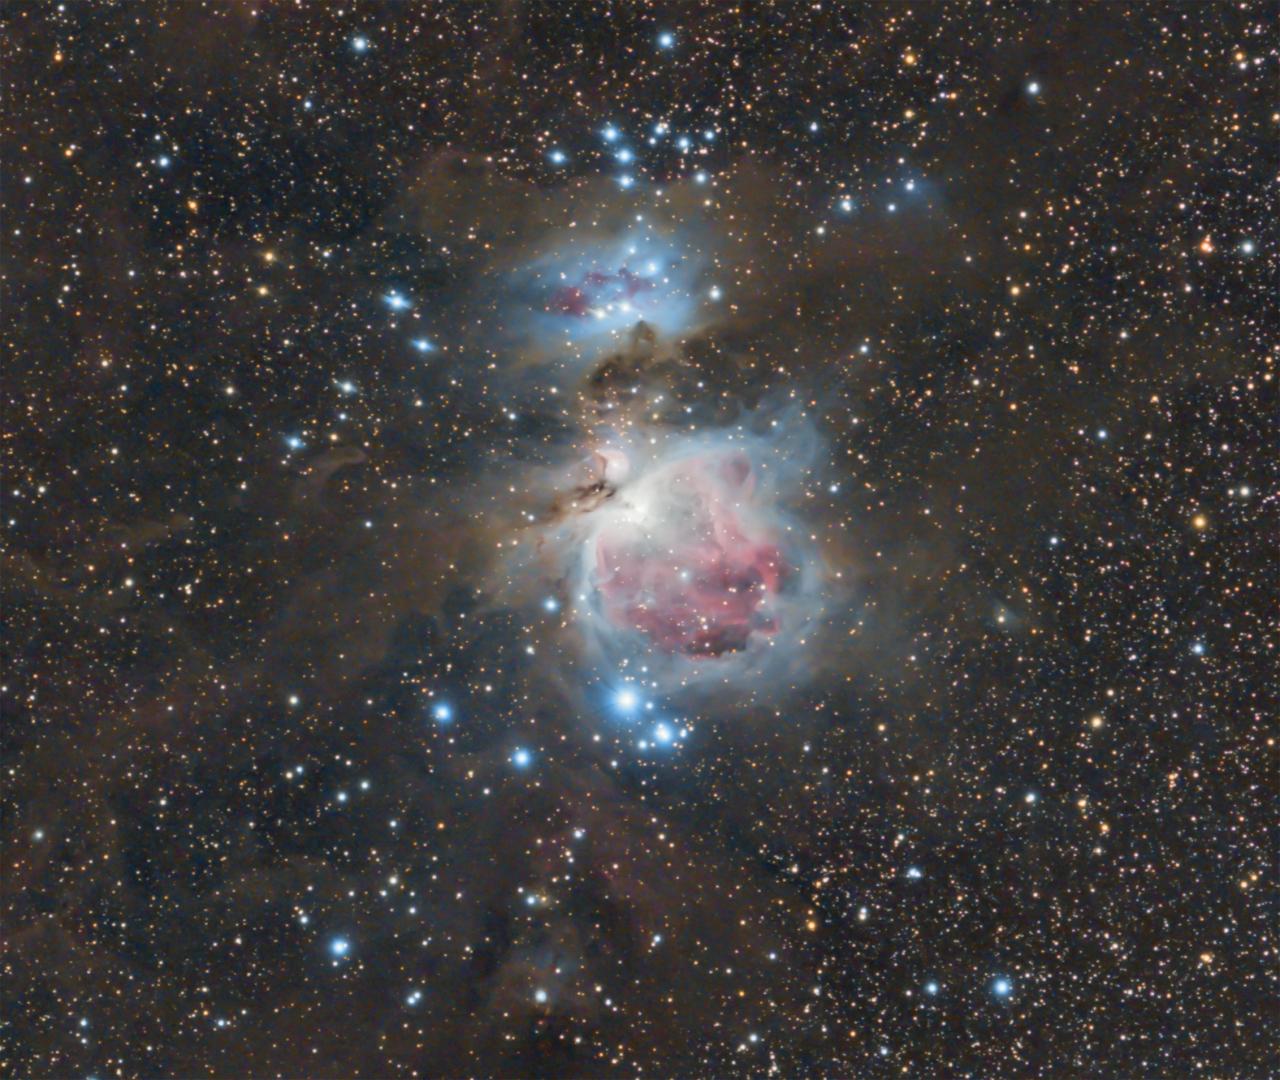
[517,414,827,695]
[504,222,715,372]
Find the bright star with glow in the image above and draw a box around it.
[432,702,453,723]
[512,748,532,768]
[351,36,369,53]
[992,977,1013,998]
[412,338,435,353]
[329,937,350,958]
[384,291,411,311]
[657,31,675,49]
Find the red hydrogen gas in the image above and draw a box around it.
[589,449,788,657]
[547,267,656,318]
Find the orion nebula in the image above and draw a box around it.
[517,413,825,695]
[587,446,787,657]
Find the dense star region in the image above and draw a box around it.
[3,3,1277,1078]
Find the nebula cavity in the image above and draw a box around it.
[590,448,788,657]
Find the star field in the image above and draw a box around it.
[3,4,1277,1078]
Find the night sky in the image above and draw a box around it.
[4,4,1277,1077]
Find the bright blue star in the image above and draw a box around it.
[924,981,939,996]
[412,338,434,353]
[542,597,560,613]
[602,125,620,143]
[548,149,567,165]
[432,703,453,723]
[616,147,634,164]
[351,36,369,53]
[992,977,1013,998]
[615,688,639,712]
[329,937,351,958]
[512,748,532,768]
[657,31,675,49]
[384,291,411,311]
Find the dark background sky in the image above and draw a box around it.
[3,3,1276,1077]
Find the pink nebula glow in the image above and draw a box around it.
[547,267,656,318]
[589,450,789,657]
